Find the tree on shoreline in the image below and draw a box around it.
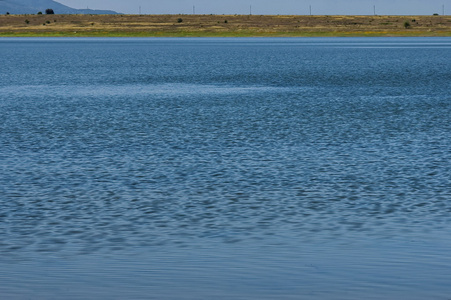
[45,8,54,14]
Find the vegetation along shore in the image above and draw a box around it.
[0,14,450,37]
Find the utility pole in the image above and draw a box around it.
[309,5,312,16]
[250,5,252,15]
[373,5,376,16]
[193,5,195,14]
[443,4,445,15]
[139,6,141,14]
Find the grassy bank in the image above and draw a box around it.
[0,14,450,37]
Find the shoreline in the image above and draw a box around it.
[1,14,450,37]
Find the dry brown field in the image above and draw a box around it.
[0,14,450,37]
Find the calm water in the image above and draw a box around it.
[1,37,451,299]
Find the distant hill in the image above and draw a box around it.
[0,0,119,14]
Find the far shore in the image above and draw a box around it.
[0,14,450,37]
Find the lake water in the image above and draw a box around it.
[1,37,451,299]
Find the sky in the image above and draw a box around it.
[56,0,449,15]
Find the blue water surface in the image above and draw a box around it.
[0,37,451,299]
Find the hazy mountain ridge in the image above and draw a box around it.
[1,0,119,14]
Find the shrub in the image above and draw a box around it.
[37,11,42,15]
[25,19,30,24]
[177,18,183,23]
[6,12,10,15]
[224,20,228,23]
[45,9,55,14]
[403,21,410,28]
